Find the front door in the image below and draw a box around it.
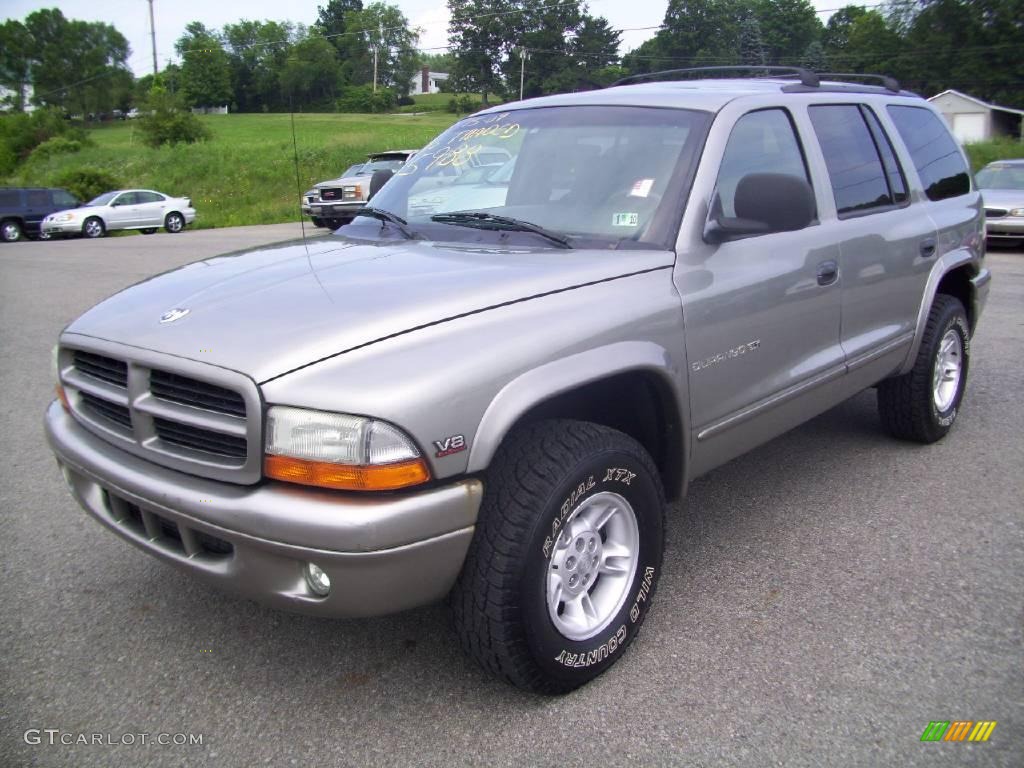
[676,107,845,477]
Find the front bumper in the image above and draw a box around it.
[43,219,84,234]
[302,201,365,219]
[45,401,481,617]
[984,216,1024,240]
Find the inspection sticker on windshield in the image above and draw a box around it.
[629,178,654,198]
[613,212,640,227]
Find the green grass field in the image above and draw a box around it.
[11,112,460,229]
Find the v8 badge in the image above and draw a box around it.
[434,434,466,458]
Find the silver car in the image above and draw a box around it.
[46,70,989,694]
[976,159,1024,244]
[43,189,196,238]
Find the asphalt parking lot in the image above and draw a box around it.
[1,227,1021,767]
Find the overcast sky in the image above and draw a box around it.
[3,0,842,77]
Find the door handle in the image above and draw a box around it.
[920,238,937,258]
[816,260,839,286]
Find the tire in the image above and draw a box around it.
[450,419,665,694]
[878,294,970,443]
[82,217,105,238]
[310,217,326,228]
[140,228,157,235]
[164,212,185,233]
[2,219,23,242]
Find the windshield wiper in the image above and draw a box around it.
[430,211,572,249]
[354,207,418,240]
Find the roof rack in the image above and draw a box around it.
[816,73,901,93]
[610,66,820,88]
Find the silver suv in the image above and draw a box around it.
[45,69,990,694]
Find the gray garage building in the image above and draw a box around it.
[928,89,1024,144]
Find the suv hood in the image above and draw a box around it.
[981,189,1024,208]
[314,174,365,189]
[65,237,674,383]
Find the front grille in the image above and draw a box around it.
[61,343,259,483]
[319,187,343,201]
[81,392,131,428]
[154,417,247,459]
[151,369,246,417]
[74,350,127,387]
[104,490,234,560]
[985,208,1008,218]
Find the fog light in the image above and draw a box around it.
[304,562,331,596]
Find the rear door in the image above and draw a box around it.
[134,191,168,226]
[806,103,936,378]
[24,189,52,234]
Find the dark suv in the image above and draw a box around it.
[1,187,80,242]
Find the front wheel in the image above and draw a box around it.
[878,294,970,443]
[82,217,105,238]
[164,212,185,233]
[1,220,23,242]
[450,419,665,694]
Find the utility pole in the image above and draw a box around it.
[146,0,158,75]
[372,22,384,93]
[519,48,530,101]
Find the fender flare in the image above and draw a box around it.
[897,248,976,376]
[466,340,686,474]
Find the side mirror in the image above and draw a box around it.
[704,173,815,244]
[368,169,394,200]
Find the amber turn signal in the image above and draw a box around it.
[264,455,430,492]
[56,383,71,413]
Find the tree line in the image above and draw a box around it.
[1,0,1021,116]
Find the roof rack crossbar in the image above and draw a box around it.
[817,72,901,93]
[610,66,820,88]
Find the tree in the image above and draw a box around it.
[315,0,365,54]
[629,0,743,74]
[138,79,210,147]
[448,0,513,103]
[751,0,822,65]
[223,20,295,112]
[176,22,232,108]
[279,33,343,109]
[22,9,132,117]
[342,3,421,96]
[500,0,584,98]
[739,16,767,67]
[800,40,827,72]
[0,20,31,111]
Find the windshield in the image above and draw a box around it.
[361,106,709,249]
[359,157,408,175]
[976,165,1024,190]
[341,164,363,177]
[88,192,118,206]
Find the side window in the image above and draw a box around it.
[809,105,895,216]
[863,108,908,204]
[136,191,164,204]
[716,109,811,218]
[53,190,78,207]
[27,190,51,207]
[113,192,137,206]
[0,190,20,207]
[887,105,971,201]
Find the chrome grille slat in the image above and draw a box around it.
[60,341,261,485]
[80,392,132,428]
[150,369,246,417]
[153,417,248,458]
[73,350,127,387]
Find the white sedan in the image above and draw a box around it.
[43,189,196,238]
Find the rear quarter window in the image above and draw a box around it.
[886,106,971,201]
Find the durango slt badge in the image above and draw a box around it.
[159,308,190,323]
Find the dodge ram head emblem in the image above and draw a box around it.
[159,308,190,324]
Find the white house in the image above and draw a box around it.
[410,67,449,95]
[928,89,1023,144]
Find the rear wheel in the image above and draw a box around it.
[82,217,105,238]
[450,419,665,694]
[164,212,185,233]
[878,294,970,443]
[1,219,23,242]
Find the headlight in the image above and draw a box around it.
[1009,208,1024,217]
[304,189,319,201]
[55,213,76,222]
[342,185,362,200]
[264,406,430,491]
